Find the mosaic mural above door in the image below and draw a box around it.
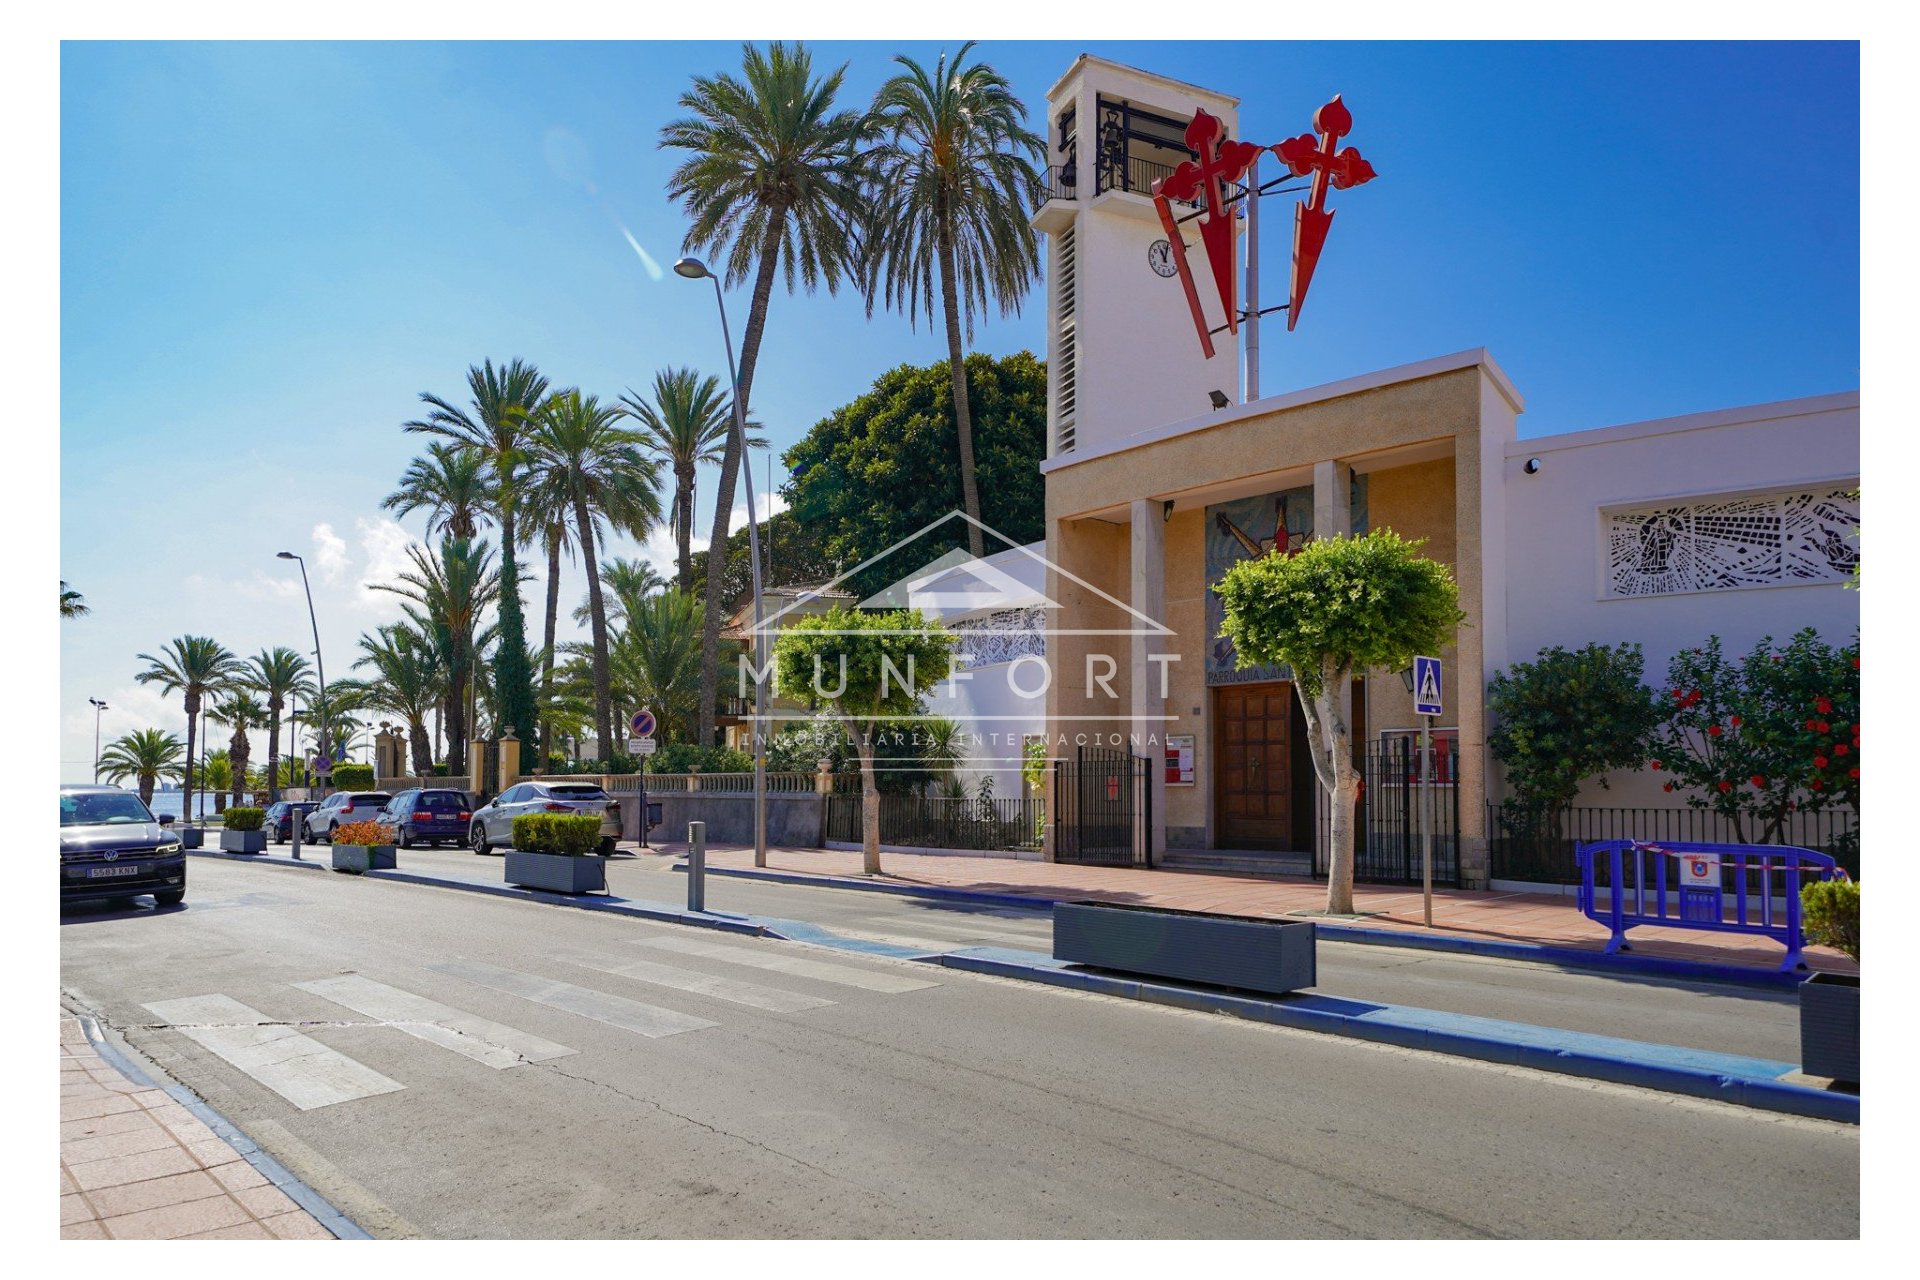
[1205,478,1368,685]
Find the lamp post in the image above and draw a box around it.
[277,551,329,789]
[88,698,108,784]
[675,254,768,868]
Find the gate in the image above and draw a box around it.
[478,737,501,799]
[1053,746,1152,867]
[1357,738,1460,885]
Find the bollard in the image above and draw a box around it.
[687,821,706,914]
[290,811,303,861]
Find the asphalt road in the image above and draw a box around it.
[391,843,1805,1062]
[60,858,1857,1239]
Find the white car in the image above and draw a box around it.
[468,781,622,856]
[301,791,395,842]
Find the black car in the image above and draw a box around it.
[60,784,186,908]
[377,788,473,849]
[262,800,319,844]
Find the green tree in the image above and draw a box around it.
[1487,643,1663,844]
[661,40,870,746]
[202,750,234,812]
[783,352,1046,597]
[246,646,312,804]
[348,623,443,775]
[572,558,667,631]
[207,691,267,809]
[1649,629,1860,844]
[861,43,1044,559]
[382,441,497,540]
[525,390,663,759]
[771,606,954,873]
[99,729,186,806]
[608,588,709,745]
[621,368,763,591]
[61,581,89,618]
[405,359,549,758]
[136,636,245,829]
[372,537,499,774]
[690,508,840,616]
[1216,531,1464,914]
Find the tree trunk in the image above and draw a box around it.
[184,692,200,826]
[575,493,616,762]
[410,720,433,776]
[937,203,986,558]
[856,726,882,876]
[1297,660,1360,915]
[265,703,282,804]
[697,206,787,746]
[139,774,155,807]
[539,531,562,772]
[676,465,695,591]
[230,725,250,808]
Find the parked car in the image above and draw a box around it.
[262,800,319,844]
[301,791,395,843]
[376,788,474,849]
[468,780,623,856]
[60,784,186,909]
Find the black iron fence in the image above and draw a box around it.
[1054,747,1153,867]
[825,793,1044,853]
[1488,804,1860,885]
[1043,164,1077,203]
[1356,740,1462,886]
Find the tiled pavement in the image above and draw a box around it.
[671,843,1858,975]
[59,1015,334,1240]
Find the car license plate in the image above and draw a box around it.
[87,865,144,878]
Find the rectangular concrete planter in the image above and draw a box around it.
[180,828,205,848]
[331,844,397,875]
[1799,971,1860,1084]
[505,851,607,895]
[1053,900,1318,996]
[219,830,267,854]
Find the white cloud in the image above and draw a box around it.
[351,516,420,613]
[726,489,790,535]
[313,522,349,585]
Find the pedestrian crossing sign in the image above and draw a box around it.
[1413,655,1443,716]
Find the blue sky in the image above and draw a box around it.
[58,39,1859,780]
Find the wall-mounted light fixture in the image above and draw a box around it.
[1163,499,1175,522]
[1208,389,1230,410]
[1523,457,1542,474]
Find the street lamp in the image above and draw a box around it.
[88,698,108,784]
[676,254,768,868]
[277,551,330,790]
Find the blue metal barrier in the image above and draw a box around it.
[1575,840,1843,972]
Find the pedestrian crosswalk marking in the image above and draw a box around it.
[292,975,578,1069]
[631,936,941,994]
[558,951,836,1014]
[853,914,1048,950]
[141,994,405,1111]
[429,960,718,1039]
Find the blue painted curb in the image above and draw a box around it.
[78,1015,371,1238]
[682,862,1805,990]
[926,948,1858,1125]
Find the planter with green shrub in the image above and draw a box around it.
[219,806,268,854]
[1799,877,1860,1085]
[505,813,607,894]
[330,819,397,875]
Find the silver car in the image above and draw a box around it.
[468,781,622,856]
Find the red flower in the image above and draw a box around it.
[1730,715,1742,727]
[1707,724,1723,738]
[1650,759,1663,770]
[1814,756,1829,769]
[1689,689,1702,702]
[1805,718,1819,731]
[1750,775,1766,788]
[1811,779,1825,792]
[1849,767,1860,780]
[1815,697,1833,714]
[1835,743,1849,757]
[1662,782,1676,792]
[1671,688,1685,700]
[1717,781,1733,793]
[1816,721,1830,734]
[1853,657,1860,669]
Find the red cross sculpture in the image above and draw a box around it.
[1152,109,1262,360]
[1272,95,1377,330]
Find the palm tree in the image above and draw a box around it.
[571,557,667,631]
[202,750,234,813]
[349,623,442,775]
[861,43,1044,559]
[661,40,870,745]
[99,729,186,806]
[620,369,764,590]
[517,449,593,772]
[372,537,499,774]
[246,647,312,804]
[136,636,244,824]
[405,359,549,749]
[608,588,708,744]
[60,581,90,618]
[208,691,267,808]
[524,390,663,760]
[382,441,497,540]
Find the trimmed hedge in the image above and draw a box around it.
[224,806,265,832]
[330,762,376,789]
[511,813,602,855]
[1802,878,1860,960]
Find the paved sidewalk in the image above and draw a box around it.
[667,843,1857,975]
[60,1015,334,1240]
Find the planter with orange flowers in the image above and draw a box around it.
[330,819,398,875]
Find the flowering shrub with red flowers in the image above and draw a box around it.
[1648,628,1859,848]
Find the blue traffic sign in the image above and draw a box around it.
[629,709,657,739]
[1413,655,1443,717]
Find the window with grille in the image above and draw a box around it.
[1054,225,1077,454]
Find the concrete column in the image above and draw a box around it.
[1129,499,1168,859]
[468,739,487,797]
[815,759,834,796]
[498,731,521,789]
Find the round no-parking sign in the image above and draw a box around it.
[629,709,657,739]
